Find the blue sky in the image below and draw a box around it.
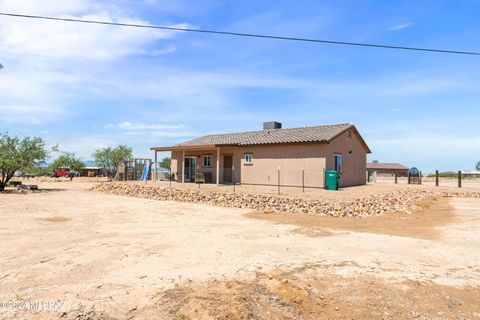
[1,0,479,172]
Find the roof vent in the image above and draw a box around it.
[263,121,282,130]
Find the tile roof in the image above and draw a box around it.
[366,162,409,170]
[177,123,354,146]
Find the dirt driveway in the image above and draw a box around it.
[1,182,480,319]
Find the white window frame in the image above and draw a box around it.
[244,153,253,164]
[203,155,212,167]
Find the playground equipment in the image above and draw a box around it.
[115,158,152,181]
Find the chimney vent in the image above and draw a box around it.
[263,121,282,130]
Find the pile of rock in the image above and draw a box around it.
[440,191,480,199]
[15,184,39,193]
[92,183,480,217]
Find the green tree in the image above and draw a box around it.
[476,161,480,171]
[93,145,133,178]
[51,152,85,180]
[0,132,47,191]
[30,166,52,177]
[159,156,171,168]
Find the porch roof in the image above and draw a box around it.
[151,144,220,152]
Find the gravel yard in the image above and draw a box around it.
[93,181,480,217]
[1,181,480,319]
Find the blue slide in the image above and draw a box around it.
[141,165,150,182]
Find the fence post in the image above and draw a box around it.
[277,168,280,195]
[233,165,235,193]
[394,172,398,184]
[302,169,305,193]
[458,170,462,188]
[435,170,439,187]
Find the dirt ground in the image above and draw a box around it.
[1,181,480,319]
[248,196,455,240]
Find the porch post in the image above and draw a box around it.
[153,150,158,181]
[216,147,220,185]
[182,150,185,183]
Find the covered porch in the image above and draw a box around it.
[151,145,238,185]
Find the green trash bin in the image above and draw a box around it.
[325,170,339,190]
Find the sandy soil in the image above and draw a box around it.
[1,182,480,319]
[248,196,455,239]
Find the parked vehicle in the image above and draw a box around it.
[69,170,80,177]
[53,170,70,178]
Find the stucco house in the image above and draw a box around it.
[151,122,371,188]
[367,161,409,178]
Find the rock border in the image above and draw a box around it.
[92,183,480,217]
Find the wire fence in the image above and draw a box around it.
[153,166,352,195]
[153,165,480,193]
[372,173,480,189]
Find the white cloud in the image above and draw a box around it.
[143,45,177,56]
[388,22,413,31]
[55,136,118,159]
[0,59,84,124]
[53,128,197,159]
[96,67,301,110]
[307,70,480,98]
[123,130,196,138]
[0,11,188,60]
[101,122,197,150]
[0,0,189,125]
[0,0,90,15]
[0,105,65,124]
[104,122,186,130]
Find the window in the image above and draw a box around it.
[244,153,253,164]
[203,155,212,167]
[334,154,342,172]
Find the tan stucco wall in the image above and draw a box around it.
[324,129,367,187]
[215,147,242,184]
[169,128,368,188]
[171,151,180,180]
[171,149,218,182]
[237,144,327,188]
